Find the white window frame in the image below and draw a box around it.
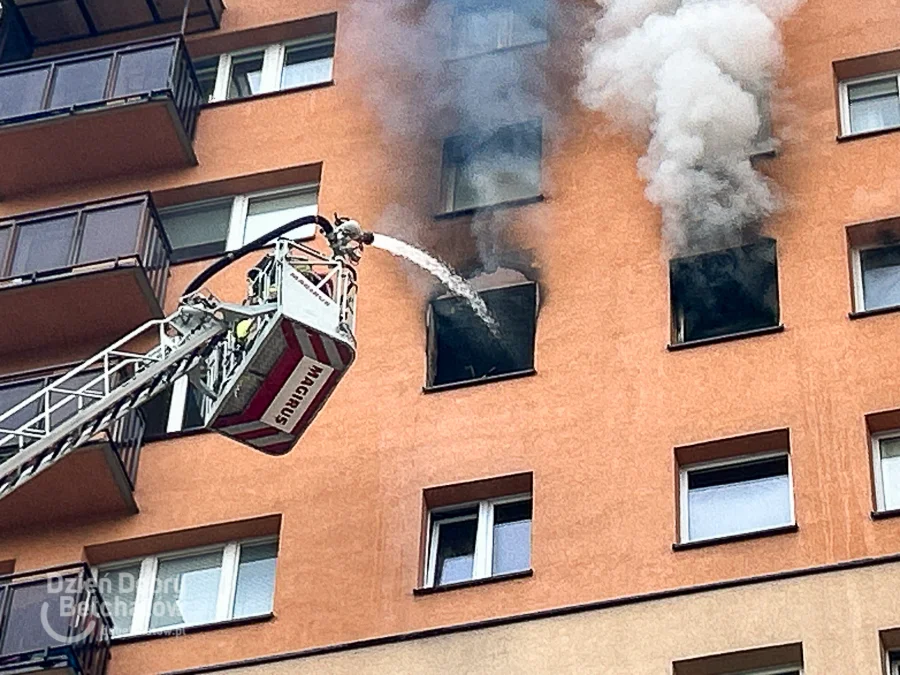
[425,493,531,588]
[850,241,900,313]
[158,183,319,266]
[678,450,795,544]
[872,430,900,513]
[838,70,900,137]
[94,536,278,638]
[203,35,335,104]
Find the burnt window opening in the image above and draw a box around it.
[427,281,537,389]
[440,120,542,214]
[670,238,779,345]
[140,377,206,440]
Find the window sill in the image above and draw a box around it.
[413,569,533,596]
[434,194,544,221]
[444,39,548,64]
[672,524,798,551]
[872,508,900,520]
[111,612,274,644]
[837,124,900,143]
[667,324,784,351]
[849,304,900,320]
[201,80,335,110]
[423,368,536,394]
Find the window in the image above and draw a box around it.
[451,0,547,59]
[889,650,900,675]
[95,538,277,638]
[679,452,794,543]
[425,495,531,588]
[199,35,335,104]
[670,238,779,345]
[852,243,900,312]
[872,431,900,513]
[427,281,537,389]
[158,184,318,263]
[440,120,542,213]
[140,375,206,440]
[840,72,900,135]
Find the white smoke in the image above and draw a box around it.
[580,0,801,253]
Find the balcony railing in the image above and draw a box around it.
[0,35,201,141]
[0,369,145,490]
[0,564,110,675]
[0,193,172,303]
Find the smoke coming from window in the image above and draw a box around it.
[345,0,577,274]
[579,0,801,254]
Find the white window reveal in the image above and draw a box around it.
[197,35,335,104]
[680,452,794,543]
[873,431,900,513]
[158,184,319,263]
[852,243,900,312]
[840,72,900,135]
[95,538,278,638]
[426,495,531,588]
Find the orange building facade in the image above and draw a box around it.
[0,0,900,674]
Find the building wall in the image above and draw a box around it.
[1,0,900,673]
[163,557,900,675]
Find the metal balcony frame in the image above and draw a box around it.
[0,34,203,141]
[0,192,173,312]
[0,0,225,49]
[0,563,111,675]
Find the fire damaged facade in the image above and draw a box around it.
[0,0,899,674]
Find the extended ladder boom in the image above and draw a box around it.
[0,233,363,502]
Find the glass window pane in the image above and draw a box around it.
[492,500,532,575]
[149,550,223,630]
[880,437,900,511]
[687,456,792,541]
[159,199,232,262]
[10,215,77,276]
[861,245,900,310]
[227,51,265,100]
[113,45,173,97]
[78,203,142,264]
[0,68,51,119]
[243,190,318,244]
[1,581,74,654]
[49,371,102,427]
[233,541,277,618]
[49,57,111,109]
[194,57,220,102]
[0,380,43,450]
[281,39,334,89]
[443,122,542,212]
[848,78,900,134]
[434,515,478,586]
[0,227,9,272]
[96,564,142,637]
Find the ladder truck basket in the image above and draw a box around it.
[203,240,359,456]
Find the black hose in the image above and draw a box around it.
[182,214,333,296]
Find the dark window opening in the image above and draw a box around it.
[427,281,537,388]
[670,238,779,344]
[140,379,206,440]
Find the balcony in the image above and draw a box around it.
[0,0,224,51]
[0,193,171,358]
[0,369,144,531]
[0,564,110,675]
[0,36,201,197]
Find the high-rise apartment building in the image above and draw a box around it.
[0,0,898,673]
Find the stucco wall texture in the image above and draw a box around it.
[1,0,900,673]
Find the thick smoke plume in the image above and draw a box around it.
[580,0,801,254]
[345,0,577,276]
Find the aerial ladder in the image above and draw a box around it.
[0,214,374,503]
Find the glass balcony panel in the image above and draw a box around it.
[0,68,50,119]
[49,57,112,109]
[113,45,176,98]
[0,380,43,449]
[10,215,77,276]
[0,580,74,654]
[78,203,143,263]
[0,227,9,266]
[49,371,103,427]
